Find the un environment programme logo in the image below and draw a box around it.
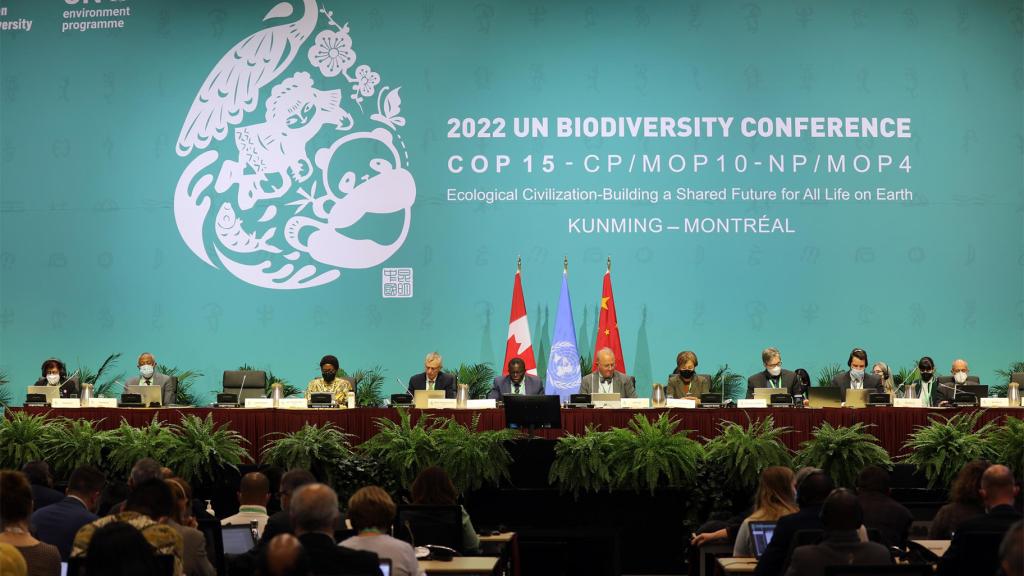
[546,341,582,393]
[174,0,415,290]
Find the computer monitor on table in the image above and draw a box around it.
[749,521,776,559]
[503,394,561,431]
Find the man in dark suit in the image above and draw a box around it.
[407,352,457,399]
[579,348,637,398]
[831,348,883,401]
[22,461,64,511]
[784,488,892,576]
[32,465,105,559]
[855,465,913,548]
[488,357,544,399]
[123,352,177,406]
[938,464,1022,576]
[754,469,834,576]
[258,469,317,546]
[746,347,799,398]
[1000,520,1023,576]
[291,483,382,576]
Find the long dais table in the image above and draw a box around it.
[15,405,1021,462]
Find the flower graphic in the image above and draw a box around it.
[307,28,355,78]
[355,64,381,97]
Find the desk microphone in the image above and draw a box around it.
[399,378,410,396]
[940,382,974,404]
[238,372,248,402]
[61,370,80,398]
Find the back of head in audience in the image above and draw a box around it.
[347,486,396,532]
[129,458,163,488]
[240,472,271,506]
[980,464,1018,508]
[0,542,28,576]
[279,469,316,511]
[750,466,797,521]
[796,469,834,508]
[261,533,309,576]
[821,488,863,532]
[68,466,107,512]
[411,466,458,506]
[855,465,890,495]
[20,461,52,488]
[950,460,990,507]
[85,521,159,576]
[290,484,338,536]
[0,471,33,525]
[1001,520,1024,576]
[164,479,192,525]
[125,478,174,521]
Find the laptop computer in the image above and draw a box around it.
[379,559,392,576]
[414,389,445,408]
[124,384,163,406]
[752,387,784,401]
[749,521,776,559]
[590,392,621,408]
[845,388,869,408]
[807,386,842,408]
[221,524,257,555]
[26,386,61,404]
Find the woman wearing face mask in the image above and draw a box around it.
[871,362,896,395]
[304,354,354,406]
[908,356,941,405]
[666,350,710,402]
[34,358,79,398]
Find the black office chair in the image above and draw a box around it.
[197,517,226,576]
[825,565,932,576]
[394,504,463,552]
[67,554,175,576]
[938,531,1004,576]
[222,370,269,402]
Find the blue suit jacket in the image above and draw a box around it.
[31,496,98,560]
[488,374,544,399]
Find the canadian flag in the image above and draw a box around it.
[503,269,537,375]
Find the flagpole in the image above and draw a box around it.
[563,256,568,274]
[606,256,611,273]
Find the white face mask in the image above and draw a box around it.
[767,365,782,377]
[140,365,155,379]
[850,369,864,379]
[46,373,61,385]
[953,372,968,384]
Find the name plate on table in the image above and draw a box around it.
[980,397,1010,408]
[737,399,767,408]
[244,398,274,409]
[278,398,307,409]
[87,398,118,408]
[893,398,924,408]
[666,398,697,409]
[466,399,497,409]
[427,398,458,409]
[51,398,81,408]
[621,398,650,409]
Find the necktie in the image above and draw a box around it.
[427,380,435,391]
[513,383,521,395]
[145,379,152,386]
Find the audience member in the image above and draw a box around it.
[260,469,317,545]
[341,486,423,576]
[259,533,308,576]
[1001,520,1024,576]
[165,479,215,576]
[0,542,28,576]
[784,488,891,576]
[71,478,184,575]
[221,472,271,537]
[84,521,161,576]
[0,471,61,576]
[928,460,989,538]
[753,469,835,576]
[31,465,105,560]
[411,466,480,554]
[855,465,912,547]
[938,464,1022,576]
[289,483,381,575]
[21,462,63,512]
[108,457,165,515]
[732,466,798,557]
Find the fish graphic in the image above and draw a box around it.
[215,202,281,254]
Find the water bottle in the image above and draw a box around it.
[1009,381,1020,407]
[456,383,469,408]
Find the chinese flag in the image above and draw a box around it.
[503,270,537,375]
[593,270,625,372]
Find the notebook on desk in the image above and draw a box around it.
[749,521,776,559]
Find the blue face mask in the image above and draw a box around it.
[850,369,864,378]
[140,365,155,378]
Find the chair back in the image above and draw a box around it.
[197,517,226,576]
[395,504,463,551]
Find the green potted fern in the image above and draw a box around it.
[989,416,1024,482]
[548,424,616,497]
[703,415,793,495]
[902,411,997,489]
[0,411,51,469]
[41,417,112,478]
[0,369,12,408]
[347,366,386,407]
[606,413,703,494]
[360,409,442,488]
[816,363,844,388]
[709,365,746,403]
[795,421,892,488]
[993,361,1024,398]
[77,353,125,398]
[105,415,176,478]
[446,363,495,400]
[157,365,205,406]
[262,421,355,483]
[165,414,250,483]
[431,413,518,492]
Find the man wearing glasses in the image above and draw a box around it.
[746,347,800,398]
